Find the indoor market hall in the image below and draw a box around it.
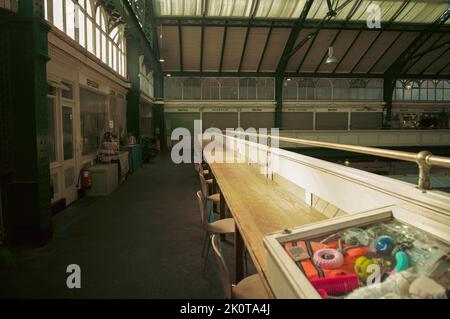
[0,0,449,302]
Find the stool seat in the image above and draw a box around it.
[232,275,270,299]
[203,169,209,175]
[207,218,235,234]
[208,193,220,203]
[206,179,213,185]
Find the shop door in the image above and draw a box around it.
[61,103,78,204]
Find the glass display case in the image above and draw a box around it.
[264,206,449,299]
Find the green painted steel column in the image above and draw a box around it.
[126,34,142,139]
[383,76,395,129]
[152,70,167,149]
[1,0,52,244]
[274,76,283,128]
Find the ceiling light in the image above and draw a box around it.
[166,74,172,77]
[325,47,338,65]
[159,58,165,62]
[286,78,292,81]
[405,83,412,90]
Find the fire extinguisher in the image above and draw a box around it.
[79,168,92,190]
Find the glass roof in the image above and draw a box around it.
[154,0,450,24]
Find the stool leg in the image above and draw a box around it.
[203,234,212,277]
[244,249,249,277]
[201,231,209,257]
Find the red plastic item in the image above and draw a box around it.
[310,274,359,296]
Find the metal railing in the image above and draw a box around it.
[228,131,450,191]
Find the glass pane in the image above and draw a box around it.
[62,106,74,160]
[80,88,109,155]
[87,18,94,53]
[53,0,64,30]
[96,27,101,59]
[47,98,57,163]
[78,9,86,47]
[66,0,76,39]
[102,33,107,63]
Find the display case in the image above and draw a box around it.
[264,205,449,299]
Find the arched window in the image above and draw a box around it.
[165,77,183,100]
[427,80,437,101]
[316,79,332,100]
[365,79,383,100]
[444,80,450,101]
[44,0,126,77]
[95,6,102,59]
[239,78,257,100]
[349,79,368,100]
[257,78,274,100]
[333,79,350,100]
[220,79,239,100]
[283,79,298,100]
[298,79,315,100]
[201,78,220,100]
[183,78,202,100]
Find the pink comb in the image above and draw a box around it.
[310,274,359,296]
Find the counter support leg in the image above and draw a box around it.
[235,227,245,283]
[220,191,226,241]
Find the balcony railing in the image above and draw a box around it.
[227,131,450,191]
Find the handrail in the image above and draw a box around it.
[226,131,450,191]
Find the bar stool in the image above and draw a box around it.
[199,173,220,207]
[195,163,209,178]
[196,191,235,275]
[211,235,269,299]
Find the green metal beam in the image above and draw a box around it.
[238,0,260,72]
[178,20,183,72]
[386,8,450,78]
[419,48,449,75]
[156,17,450,32]
[257,22,273,73]
[438,61,450,74]
[148,0,161,60]
[200,0,208,72]
[109,0,161,72]
[366,30,404,74]
[238,27,251,72]
[295,32,318,73]
[411,35,448,59]
[162,71,450,80]
[200,25,204,72]
[402,33,448,74]
[164,71,275,77]
[275,0,314,75]
[332,30,361,73]
[274,0,315,128]
[348,31,381,74]
[351,1,410,74]
[219,22,228,72]
[314,0,364,73]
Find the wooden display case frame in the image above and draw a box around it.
[264,205,450,299]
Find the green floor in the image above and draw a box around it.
[0,152,243,298]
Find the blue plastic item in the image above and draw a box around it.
[394,251,409,271]
[376,236,395,255]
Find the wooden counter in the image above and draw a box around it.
[205,153,327,297]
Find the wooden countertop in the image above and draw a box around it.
[206,155,327,296]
